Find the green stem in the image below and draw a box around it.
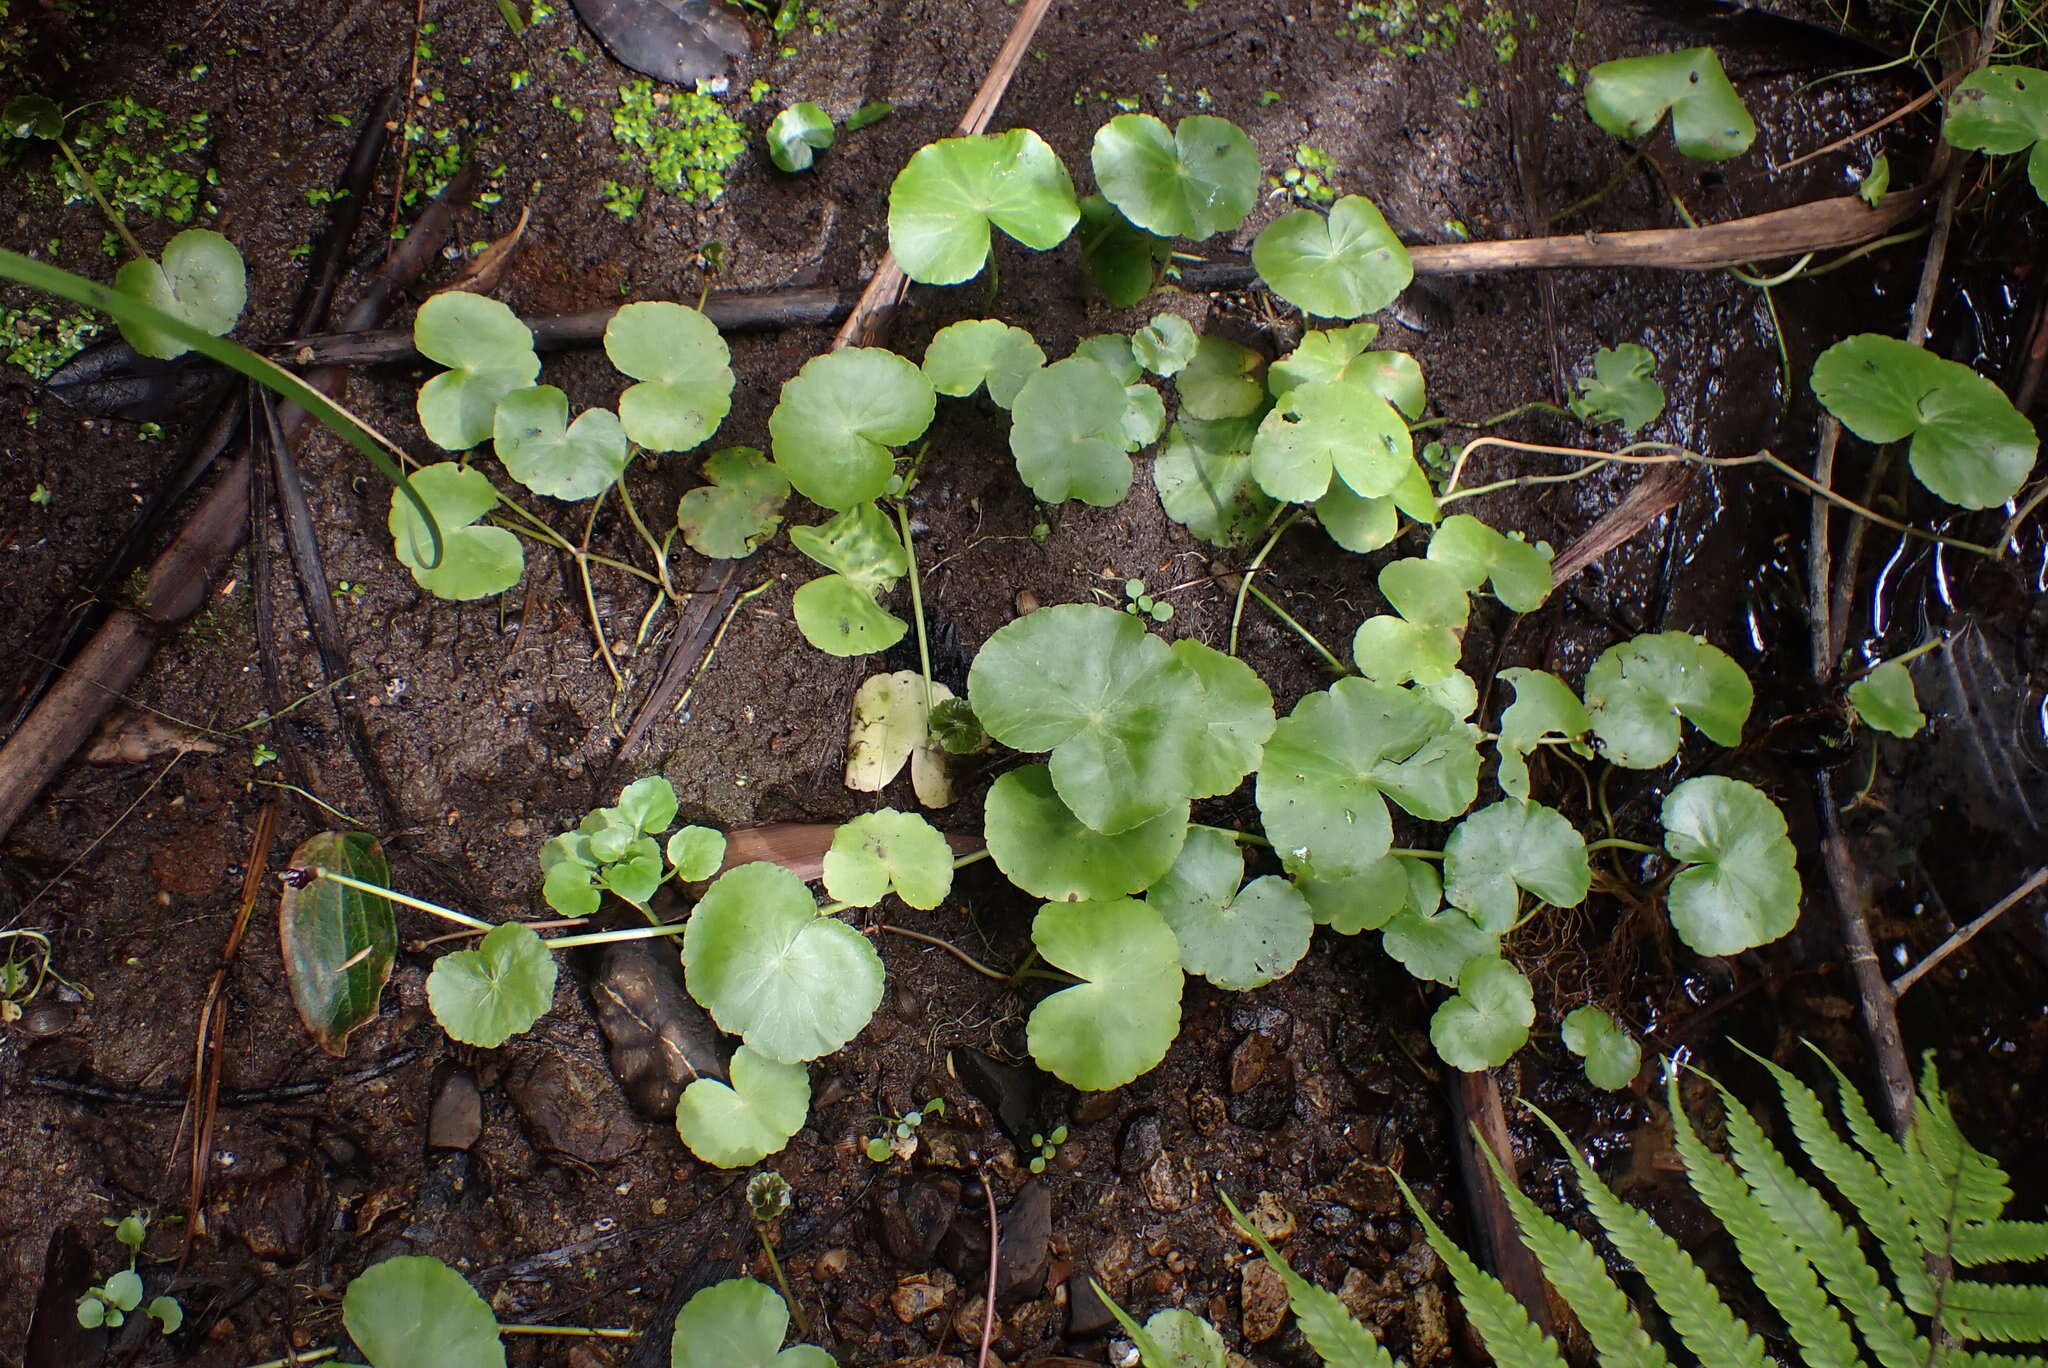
[54,138,150,261]
[240,1351,339,1368]
[615,477,676,599]
[895,499,935,720]
[1847,633,1948,680]
[502,1325,635,1338]
[1192,823,1271,848]
[1247,582,1349,674]
[756,1221,811,1339]
[876,925,1011,981]
[1414,399,1579,433]
[312,869,493,929]
[1229,507,1305,657]
[1585,837,1661,857]
[1388,846,1445,860]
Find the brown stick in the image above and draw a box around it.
[1549,463,1694,586]
[1451,1070,1555,1336]
[1892,866,2048,997]
[1813,772,1917,1132]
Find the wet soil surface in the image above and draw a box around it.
[2,0,2046,1363]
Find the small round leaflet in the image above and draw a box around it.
[492,384,630,501]
[388,462,524,600]
[344,1256,506,1368]
[1429,955,1535,1071]
[674,1045,810,1168]
[766,101,835,172]
[1090,113,1258,240]
[769,347,935,510]
[1660,776,1801,956]
[412,292,541,452]
[983,764,1189,902]
[887,128,1080,285]
[922,318,1044,408]
[426,921,557,1048]
[821,809,954,909]
[604,300,735,453]
[670,1278,837,1368]
[1561,1006,1642,1090]
[113,228,247,361]
[1025,899,1184,1090]
[1251,195,1414,320]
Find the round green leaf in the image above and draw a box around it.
[1268,323,1426,419]
[1132,312,1199,377]
[1426,514,1554,613]
[983,764,1189,901]
[788,502,908,588]
[1660,775,1801,956]
[1353,557,1468,686]
[1077,332,1141,384]
[678,447,790,559]
[1569,343,1666,432]
[1561,1006,1642,1090]
[1025,898,1184,1090]
[1944,65,2048,203]
[968,603,1207,833]
[1584,631,1753,768]
[616,775,679,832]
[412,292,541,451]
[5,94,64,140]
[76,1297,106,1330]
[387,462,525,601]
[1251,195,1414,320]
[1256,676,1481,880]
[344,1257,505,1368]
[1091,113,1258,241]
[1171,638,1276,799]
[1126,1308,1228,1368]
[1495,667,1592,802]
[492,385,630,500]
[279,831,396,1058]
[426,921,556,1048]
[683,862,884,1063]
[1159,870,1312,991]
[1430,955,1535,1070]
[1251,377,1413,504]
[887,128,1080,285]
[604,301,735,454]
[1145,822,1243,911]
[1300,852,1438,935]
[1315,480,1401,553]
[766,101,835,172]
[1175,334,1267,420]
[1009,356,1138,506]
[922,318,1045,408]
[102,1269,143,1311]
[1120,381,1166,448]
[1382,904,1496,985]
[1583,47,1756,161]
[769,348,935,509]
[671,1278,837,1368]
[792,574,908,656]
[1810,334,2037,510]
[822,809,953,909]
[675,1046,811,1168]
[1443,799,1591,933]
[1154,416,1277,548]
[1848,658,1926,738]
[113,229,247,360]
[667,825,728,881]
[1077,193,1172,306]
[146,1296,182,1333]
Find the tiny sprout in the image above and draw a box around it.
[746,1170,793,1222]
[112,1214,148,1251]
[1026,1123,1068,1173]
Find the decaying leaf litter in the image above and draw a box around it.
[2,0,2046,1365]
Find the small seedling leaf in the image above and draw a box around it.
[1858,152,1891,207]
[343,1256,506,1368]
[1425,514,1554,613]
[793,574,909,656]
[677,446,789,558]
[1153,416,1278,548]
[675,1045,810,1168]
[984,764,1189,901]
[1133,312,1199,377]
[1942,65,2048,204]
[1026,898,1184,1090]
[604,301,735,453]
[1299,852,1438,935]
[1175,334,1268,420]
[387,462,525,600]
[1252,195,1414,320]
[1078,194,1173,307]
[102,1270,143,1311]
[1583,47,1757,161]
[922,318,1045,408]
[1352,557,1469,686]
[1584,630,1752,767]
[1382,904,1496,985]
[1091,112,1258,241]
[1810,333,2037,509]
[1443,799,1591,933]
[279,831,396,1058]
[1010,356,1140,505]
[1494,667,1592,801]
[766,101,835,172]
[670,1277,837,1368]
[413,292,541,451]
[1251,377,1414,504]
[1569,342,1665,431]
[1429,955,1535,1070]
[1561,1006,1642,1090]
[1848,658,1926,737]
[615,775,678,833]
[683,862,884,1063]
[822,809,953,909]
[426,921,556,1048]
[146,1296,183,1333]
[846,100,893,132]
[887,128,1080,285]
[492,384,630,500]
[769,348,935,509]
[1660,775,1801,956]
[667,825,727,881]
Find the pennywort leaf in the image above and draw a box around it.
[1078,194,1173,307]
[1430,955,1536,1070]
[821,809,953,909]
[344,1257,505,1368]
[492,384,630,501]
[1562,1006,1643,1090]
[413,292,541,451]
[1942,65,2048,205]
[766,101,835,172]
[670,1278,836,1368]
[1147,826,1313,990]
[387,462,524,600]
[675,1046,810,1168]
[603,300,735,453]
[1583,47,1757,161]
[769,347,935,510]
[1426,514,1554,612]
[113,228,247,361]
[1009,355,1142,506]
[1571,342,1666,432]
[677,446,790,558]
[1443,799,1591,933]
[1251,195,1414,320]
[1153,416,1278,548]
[1583,631,1752,768]
[426,921,557,1048]
[922,318,1045,408]
[1090,113,1258,240]
[984,764,1189,902]
[1251,376,1414,504]
[1660,776,1801,956]
[1848,658,1926,738]
[1495,667,1592,802]
[1026,898,1184,1090]
[887,128,1080,285]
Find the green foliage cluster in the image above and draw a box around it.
[610,78,747,206]
[51,96,215,236]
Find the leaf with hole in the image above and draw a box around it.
[922,318,1044,408]
[1443,799,1591,933]
[491,384,629,500]
[343,1256,505,1368]
[769,347,935,509]
[766,101,834,172]
[1252,377,1414,504]
[1382,903,1496,985]
[1256,676,1482,880]
[1660,775,1801,956]
[1495,667,1592,801]
[387,462,524,600]
[1561,1006,1642,1090]
[1149,828,1313,990]
[968,603,1207,832]
[426,921,556,1048]
[113,229,247,361]
[822,809,953,909]
[280,832,396,1058]
[1942,65,2048,205]
[1175,334,1268,420]
[1251,195,1413,319]
[1848,658,1925,738]
[887,128,1080,285]
[683,862,884,1063]
[1077,194,1173,307]
[1132,312,1198,376]
[412,292,541,451]
[1426,514,1553,613]
[1009,355,1142,506]
[604,300,735,453]
[677,446,789,558]
[1026,898,1184,1090]
[1810,333,2037,509]
[1153,416,1278,548]
[1091,112,1258,241]
[675,1045,810,1168]
[1570,342,1666,432]
[1299,852,1439,935]
[670,1278,836,1368]
[983,764,1189,902]
[1583,47,1756,161]
[1430,955,1535,1070]
[667,825,727,880]
[1583,631,1752,767]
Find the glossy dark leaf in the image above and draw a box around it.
[569,0,750,85]
[279,832,396,1058]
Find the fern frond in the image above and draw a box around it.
[1955,1221,2048,1268]
[1666,1076,1862,1368]
[1938,1350,2048,1368]
[1914,1060,2014,1230]
[1393,1171,1570,1368]
[1941,1278,2048,1344]
[1708,1078,1929,1368]
[1746,1048,1936,1312]
[1524,1106,1775,1368]
[1219,1190,1400,1368]
[1472,1125,1675,1368]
